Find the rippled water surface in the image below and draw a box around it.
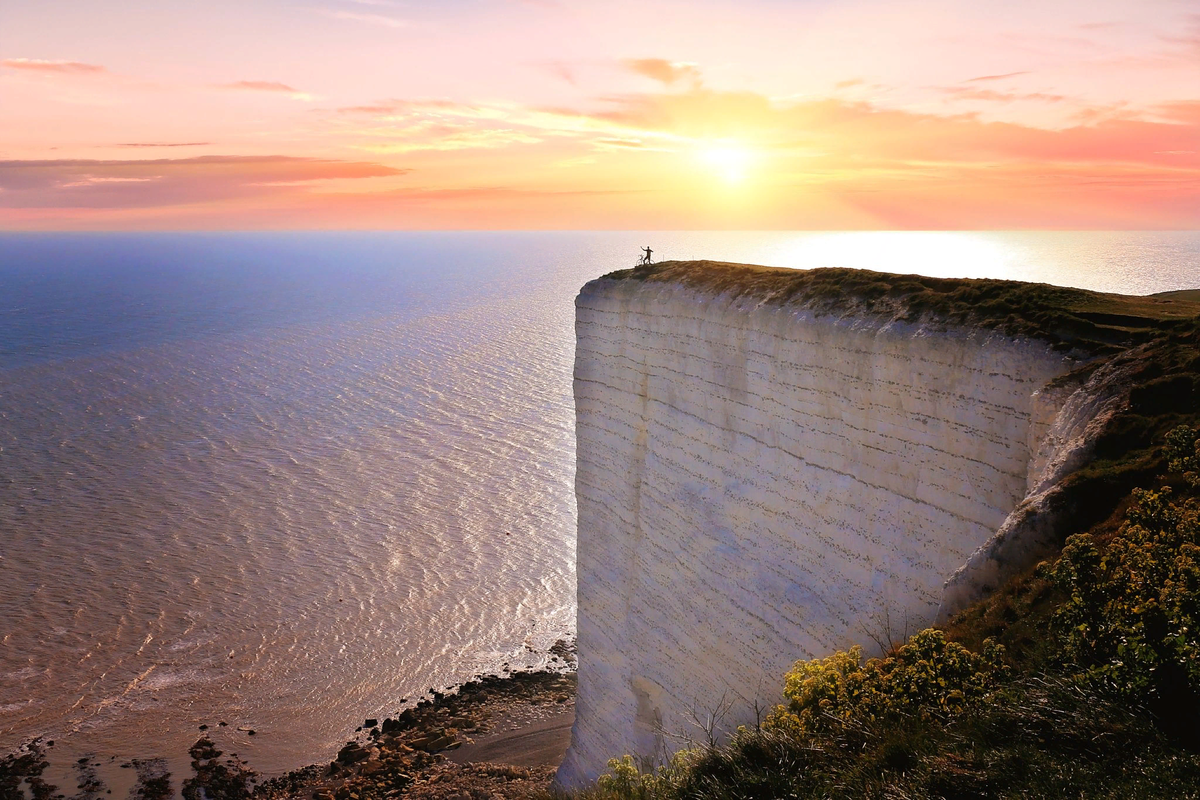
[1,231,1197,783]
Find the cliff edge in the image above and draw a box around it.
[558,261,1200,789]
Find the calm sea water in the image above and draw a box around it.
[1,231,1198,787]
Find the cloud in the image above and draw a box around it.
[538,88,1200,195]
[580,89,774,140]
[331,93,695,155]
[358,127,542,153]
[117,142,212,148]
[0,155,405,208]
[331,98,569,153]
[938,86,1067,103]
[593,138,647,149]
[330,85,1200,186]
[336,98,465,115]
[966,71,1031,83]
[623,59,702,87]
[2,58,105,74]
[15,81,1195,228]
[1160,13,1200,56]
[835,79,865,90]
[321,9,408,28]
[224,80,299,93]
[221,80,313,101]
[541,60,577,86]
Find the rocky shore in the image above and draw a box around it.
[257,669,576,800]
[2,646,577,800]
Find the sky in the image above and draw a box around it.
[1,0,1198,230]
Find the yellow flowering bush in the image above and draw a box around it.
[1048,425,1200,699]
[1166,424,1200,488]
[596,756,658,799]
[768,629,1007,734]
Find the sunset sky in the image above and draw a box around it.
[2,0,1198,230]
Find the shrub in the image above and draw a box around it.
[1166,424,1200,487]
[768,629,1007,735]
[1047,426,1200,717]
[595,756,659,800]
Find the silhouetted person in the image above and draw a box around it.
[641,247,653,265]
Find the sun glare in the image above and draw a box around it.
[699,144,753,184]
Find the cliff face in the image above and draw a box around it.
[557,271,1101,788]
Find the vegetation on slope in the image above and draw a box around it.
[574,427,1200,799]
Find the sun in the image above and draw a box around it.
[699,144,753,184]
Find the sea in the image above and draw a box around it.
[1,231,1198,789]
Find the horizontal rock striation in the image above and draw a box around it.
[557,268,1098,788]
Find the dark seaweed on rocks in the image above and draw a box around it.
[182,738,254,800]
[0,741,56,800]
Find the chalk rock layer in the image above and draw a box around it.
[557,277,1081,788]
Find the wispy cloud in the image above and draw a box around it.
[938,86,1066,104]
[542,60,577,86]
[0,155,405,208]
[1160,13,1200,57]
[220,80,313,101]
[331,96,670,154]
[359,128,543,153]
[117,142,212,148]
[2,58,105,74]
[334,99,551,151]
[320,9,409,28]
[224,80,298,93]
[966,71,1031,83]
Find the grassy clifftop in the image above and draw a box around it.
[603,260,1200,355]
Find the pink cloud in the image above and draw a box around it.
[223,80,300,93]
[965,71,1031,83]
[0,156,405,208]
[622,59,702,87]
[561,88,1200,171]
[542,60,577,86]
[336,98,466,115]
[937,86,1066,103]
[320,9,408,28]
[118,142,211,148]
[2,58,105,74]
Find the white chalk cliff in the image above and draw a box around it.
[557,266,1118,789]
